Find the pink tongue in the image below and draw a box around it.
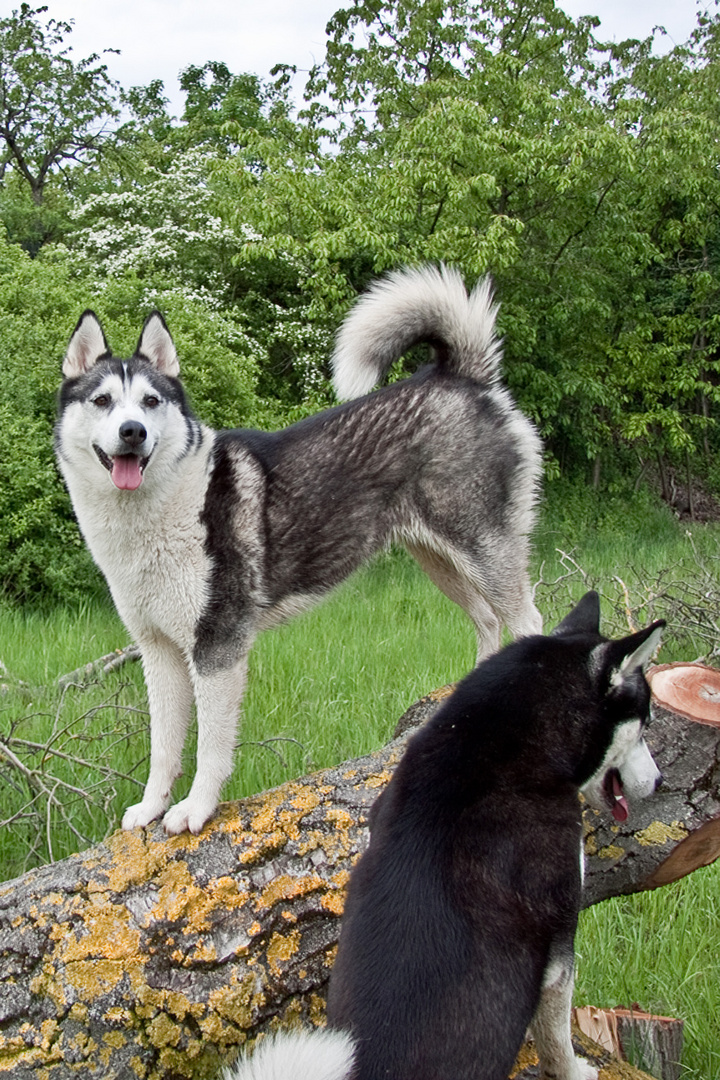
[111,456,143,490]
[611,773,629,823]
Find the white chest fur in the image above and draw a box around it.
[63,437,214,650]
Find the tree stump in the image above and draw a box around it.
[574,1006,684,1080]
[0,679,717,1078]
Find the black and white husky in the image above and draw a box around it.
[55,265,542,835]
[228,592,664,1080]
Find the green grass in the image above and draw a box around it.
[1,486,720,1076]
[575,865,720,1077]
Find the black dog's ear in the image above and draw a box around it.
[597,621,666,685]
[551,591,601,637]
[63,310,110,378]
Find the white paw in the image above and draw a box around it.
[162,796,215,836]
[122,798,167,831]
[539,1057,598,1080]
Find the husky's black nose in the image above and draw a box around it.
[119,420,148,448]
[654,771,663,791]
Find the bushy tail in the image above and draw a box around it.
[331,264,501,401]
[224,1029,355,1080]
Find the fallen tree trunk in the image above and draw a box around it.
[0,679,718,1078]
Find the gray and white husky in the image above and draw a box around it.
[55,265,543,835]
[227,592,664,1080]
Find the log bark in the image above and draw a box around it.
[0,680,718,1079]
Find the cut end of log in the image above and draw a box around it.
[649,663,720,727]
[573,1007,684,1080]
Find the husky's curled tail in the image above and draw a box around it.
[225,1029,354,1080]
[332,264,502,401]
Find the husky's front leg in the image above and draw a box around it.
[122,636,194,830]
[162,656,249,835]
[531,955,597,1080]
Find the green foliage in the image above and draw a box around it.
[1,0,720,606]
[0,234,264,605]
[0,3,119,252]
[221,0,720,468]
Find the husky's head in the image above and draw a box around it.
[551,592,664,822]
[57,310,196,492]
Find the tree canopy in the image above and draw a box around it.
[0,0,719,603]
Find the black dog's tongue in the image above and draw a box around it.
[611,772,629,822]
[111,455,143,490]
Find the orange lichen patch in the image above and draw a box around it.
[295,828,329,857]
[53,908,141,962]
[255,873,326,913]
[597,844,625,861]
[320,892,345,916]
[307,994,328,1026]
[102,1030,128,1050]
[510,1039,539,1074]
[146,862,249,936]
[28,967,68,1012]
[584,833,598,857]
[236,830,289,866]
[364,769,393,789]
[249,790,289,835]
[147,1013,184,1049]
[63,959,143,1002]
[90,829,169,894]
[209,974,267,1030]
[636,820,688,846]
[266,929,301,975]
[172,940,218,965]
[324,807,354,831]
[289,787,324,814]
[103,1005,131,1026]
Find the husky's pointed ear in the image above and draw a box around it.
[551,591,601,637]
[593,620,665,686]
[135,311,179,377]
[63,310,110,378]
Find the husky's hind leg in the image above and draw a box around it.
[122,635,194,830]
[162,655,249,836]
[405,541,541,662]
[405,541,501,660]
[531,956,597,1080]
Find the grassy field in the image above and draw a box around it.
[1,485,719,1076]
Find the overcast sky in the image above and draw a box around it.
[5,0,707,117]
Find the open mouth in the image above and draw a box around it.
[603,768,629,823]
[94,445,151,491]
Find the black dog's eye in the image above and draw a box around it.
[143,395,161,408]
[93,394,111,408]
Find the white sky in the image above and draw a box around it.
[2,0,708,117]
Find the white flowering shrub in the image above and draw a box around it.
[67,149,241,298]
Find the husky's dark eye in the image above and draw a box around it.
[143,395,161,408]
[93,394,111,408]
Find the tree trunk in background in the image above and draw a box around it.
[0,679,718,1078]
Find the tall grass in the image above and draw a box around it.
[1,485,719,1075]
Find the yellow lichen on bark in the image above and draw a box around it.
[635,820,688,846]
